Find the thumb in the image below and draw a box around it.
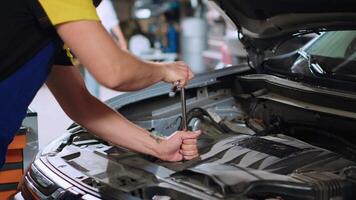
[182,130,202,140]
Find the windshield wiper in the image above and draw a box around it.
[298,51,326,75]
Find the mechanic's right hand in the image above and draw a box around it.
[161,61,194,88]
[158,130,201,162]
[180,130,202,160]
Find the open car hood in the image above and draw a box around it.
[212,0,356,66]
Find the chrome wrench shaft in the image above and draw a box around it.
[180,87,188,131]
[170,81,188,131]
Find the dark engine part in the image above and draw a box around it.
[170,134,356,199]
[199,135,355,174]
[173,164,353,200]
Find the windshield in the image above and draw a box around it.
[288,31,356,81]
[304,31,356,62]
[264,30,356,87]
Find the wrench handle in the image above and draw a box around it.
[181,87,188,131]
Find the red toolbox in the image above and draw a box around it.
[0,127,28,200]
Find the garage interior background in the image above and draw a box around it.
[29,0,247,150]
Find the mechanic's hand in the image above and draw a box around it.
[180,131,201,160]
[161,61,194,88]
[158,130,201,162]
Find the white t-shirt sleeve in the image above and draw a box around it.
[96,0,119,32]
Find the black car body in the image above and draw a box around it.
[16,0,356,199]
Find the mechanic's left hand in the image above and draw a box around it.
[158,130,201,162]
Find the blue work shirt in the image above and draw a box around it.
[0,42,57,168]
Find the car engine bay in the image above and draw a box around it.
[25,72,356,200]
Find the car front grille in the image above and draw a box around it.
[21,167,65,199]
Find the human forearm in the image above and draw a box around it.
[112,25,128,50]
[56,21,164,91]
[107,55,166,91]
[68,94,202,161]
[47,65,161,156]
[70,94,163,157]
[71,95,202,161]
[56,21,193,91]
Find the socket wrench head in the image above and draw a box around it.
[169,81,182,97]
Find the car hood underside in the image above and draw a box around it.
[212,0,356,53]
